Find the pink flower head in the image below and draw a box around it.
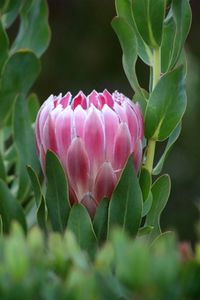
[35,90,144,216]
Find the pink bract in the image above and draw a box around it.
[35,90,144,216]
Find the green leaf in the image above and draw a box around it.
[13,94,39,171]
[0,179,26,233]
[45,150,70,233]
[2,0,24,28]
[93,198,109,244]
[111,16,142,95]
[132,0,165,48]
[161,15,176,73]
[145,66,186,141]
[115,0,153,65]
[0,152,6,181]
[12,0,51,57]
[27,166,42,207]
[0,21,8,73]
[170,0,192,68]
[0,50,40,125]
[108,156,143,237]
[145,175,171,240]
[139,167,151,201]
[153,123,181,175]
[142,192,153,217]
[13,94,39,201]
[27,165,47,231]
[138,225,153,236]
[67,204,97,257]
[28,93,40,123]
[15,159,30,202]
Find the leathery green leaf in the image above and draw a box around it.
[145,175,171,240]
[93,197,109,244]
[153,123,181,175]
[0,179,26,233]
[67,204,97,257]
[145,66,186,141]
[27,165,47,231]
[0,50,40,125]
[0,21,8,73]
[132,0,165,48]
[12,0,51,57]
[111,16,142,95]
[108,156,143,237]
[45,150,70,233]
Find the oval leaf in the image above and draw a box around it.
[145,66,186,141]
[67,204,97,257]
[93,197,109,244]
[0,50,40,125]
[0,179,26,233]
[108,156,143,237]
[45,150,70,233]
[12,0,51,57]
[132,0,165,48]
[111,16,142,95]
[145,174,171,241]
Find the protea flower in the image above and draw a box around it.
[35,90,144,216]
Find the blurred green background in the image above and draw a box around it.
[33,0,200,242]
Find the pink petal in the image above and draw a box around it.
[83,107,105,177]
[94,162,117,203]
[103,89,114,108]
[102,104,119,162]
[55,106,72,163]
[60,92,72,108]
[66,137,90,201]
[114,102,127,123]
[113,122,131,176]
[74,105,87,138]
[88,90,99,108]
[124,103,138,151]
[71,91,87,110]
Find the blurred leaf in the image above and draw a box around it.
[138,225,153,236]
[13,94,39,201]
[27,165,47,230]
[28,93,40,123]
[67,204,97,257]
[111,16,142,95]
[0,50,40,125]
[108,156,143,237]
[0,179,26,233]
[0,21,8,73]
[170,0,192,68]
[2,0,24,28]
[45,150,70,233]
[132,0,165,48]
[153,123,181,175]
[93,198,109,244]
[145,66,186,141]
[0,0,8,13]
[145,175,171,240]
[13,94,39,170]
[134,89,148,115]
[139,167,151,201]
[0,152,6,181]
[12,0,51,57]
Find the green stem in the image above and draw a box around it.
[145,47,161,173]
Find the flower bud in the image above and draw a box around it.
[35,90,143,216]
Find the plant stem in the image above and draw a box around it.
[145,47,161,173]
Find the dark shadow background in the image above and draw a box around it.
[34,0,200,242]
